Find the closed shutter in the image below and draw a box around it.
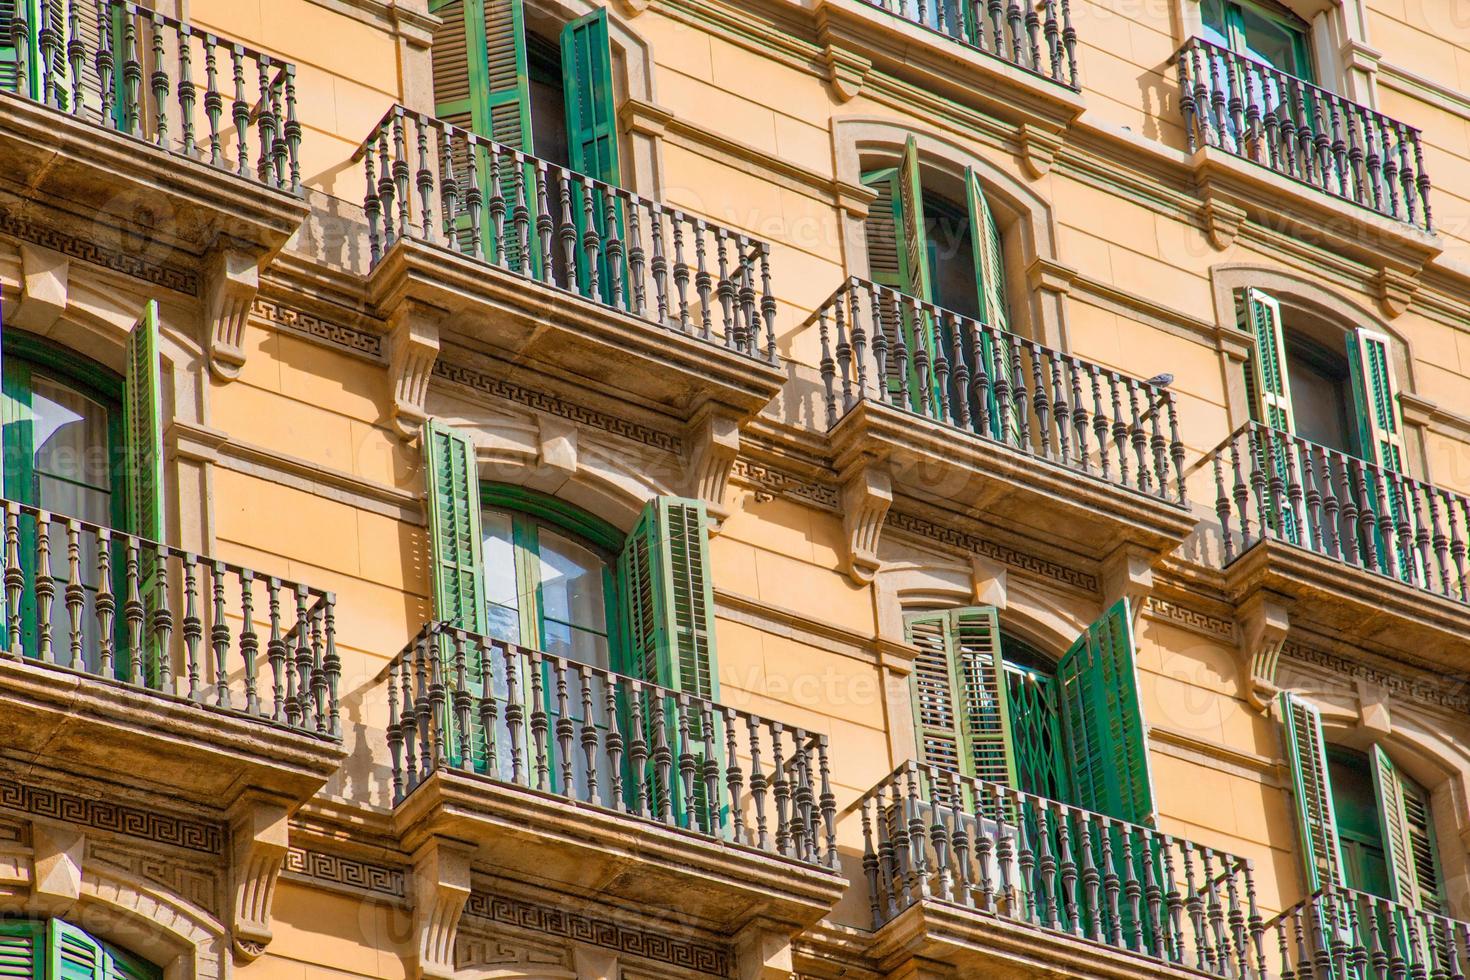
[1243,288,1296,434]
[1347,328,1406,473]
[422,419,486,634]
[1371,746,1445,912]
[1279,692,1346,891]
[904,607,1017,791]
[0,921,42,980]
[1056,598,1155,824]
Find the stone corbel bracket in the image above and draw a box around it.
[205,247,262,381]
[13,244,69,332]
[229,792,292,963]
[1102,545,1154,627]
[820,44,871,104]
[409,837,474,980]
[1235,590,1291,713]
[734,919,796,980]
[388,300,445,440]
[1017,122,1066,178]
[685,408,741,532]
[1198,196,1248,252]
[1375,264,1420,319]
[839,463,892,586]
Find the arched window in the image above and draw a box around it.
[0,918,161,980]
[1281,695,1448,914]
[1239,288,1406,471]
[903,601,1154,824]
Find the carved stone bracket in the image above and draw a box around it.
[229,793,292,964]
[205,247,261,381]
[685,409,740,531]
[31,820,85,909]
[734,920,794,980]
[839,464,892,586]
[611,0,648,15]
[1017,122,1066,178]
[1375,265,1420,319]
[14,244,69,332]
[820,43,871,104]
[1198,197,1247,251]
[388,301,445,440]
[1235,590,1291,712]
[1102,545,1154,626]
[409,837,474,980]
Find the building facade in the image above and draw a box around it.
[0,0,1469,978]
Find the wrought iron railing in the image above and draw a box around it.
[354,106,779,363]
[1265,885,1470,980]
[1177,37,1430,230]
[854,0,1078,89]
[0,498,338,738]
[7,0,301,191]
[385,621,837,867]
[855,762,1263,974]
[809,277,1186,504]
[1202,421,1470,604]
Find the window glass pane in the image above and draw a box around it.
[543,619,610,670]
[1239,4,1307,76]
[482,510,521,644]
[923,192,982,321]
[1328,747,1393,899]
[31,376,111,525]
[1285,337,1353,455]
[1200,0,1232,46]
[537,527,608,637]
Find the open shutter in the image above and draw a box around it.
[966,170,1009,331]
[1243,288,1296,433]
[904,607,1016,789]
[423,419,487,633]
[429,0,531,150]
[49,921,105,980]
[124,300,164,544]
[1347,328,1406,473]
[560,9,619,185]
[429,0,477,132]
[0,0,23,94]
[1400,776,1445,914]
[1279,692,1346,891]
[897,136,933,304]
[482,0,532,150]
[1371,746,1445,912]
[1057,599,1155,824]
[0,921,43,980]
[618,497,716,697]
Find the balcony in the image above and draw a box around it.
[1202,421,1470,665]
[1176,37,1432,233]
[1265,885,1470,978]
[0,498,343,810]
[809,278,1197,573]
[853,762,1262,980]
[354,107,787,428]
[0,1,308,261]
[383,622,847,933]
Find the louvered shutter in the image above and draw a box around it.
[429,0,531,150]
[617,498,721,831]
[0,0,23,93]
[1243,288,1296,434]
[897,136,933,304]
[430,0,477,132]
[1279,692,1347,891]
[861,167,908,401]
[561,9,618,185]
[483,0,531,150]
[100,944,157,980]
[1400,776,1445,914]
[124,300,164,546]
[1347,328,1406,473]
[0,920,42,980]
[904,607,1016,789]
[49,921,105,980]
[422,419,486,634]
[1056,599,1155,824]
[966,170,1009,331]
[1371,746,1445,912]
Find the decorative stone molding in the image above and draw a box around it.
[388,301,445,439]
[30,821,84,905]
[283,846,405,898]
[0,208,199,295]
[884,511,1100,592]
[1235,590,1291,712]
[1374,265,1420,318]
[611,0,648,14]
[1282,639,1470,713]
[1198,197,1247,251]
[1024,255,1077,297]
[1143,596,1233,639]
[971,557,1007,609]
[734,920,794,980]
[729,459,839,509]
[0,776,225,853]
[251,295,384,360]
[1102,545,1154,624]
[839,464,891,585]
[1017,123,1065,178]
[686,410,741,530]
[819,43,871,104]
[228,794,291,963]
[13,244,69,331]
[409,837,474,980]
[204,248,260,381]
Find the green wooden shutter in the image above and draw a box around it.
[429,0,531,150]
[423,419,486,633]
[123,300,164,544]
[617,496,717,697]
[1057,598,1155,824]
[0,0,22,94]
[0,920,43,980]
[862,168,903,290]
[48,921,105,980]
[1371,746,1445,912]
[430,0,478,133]
[966,170,1009,331]
[1243,288,1296,433]
[904,607,1016,789]
[1279,691,1347,891]
[483,0,532,150]
[1347,328,1406,473]
[1400,775,1446,913]
[897,136,933,304]
[560,9,619,185]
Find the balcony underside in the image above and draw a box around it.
[870,901,1226,980]
[392,770,848,935]
[1222,540,1470,669]
[0,653,345,810]
[831,399,1198,566]
[0,92,308,261]
[367,239,788,424]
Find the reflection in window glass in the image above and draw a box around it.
[31,376,111,526]
[482,510,522,645]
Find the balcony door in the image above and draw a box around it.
[1201,0,1313,81]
